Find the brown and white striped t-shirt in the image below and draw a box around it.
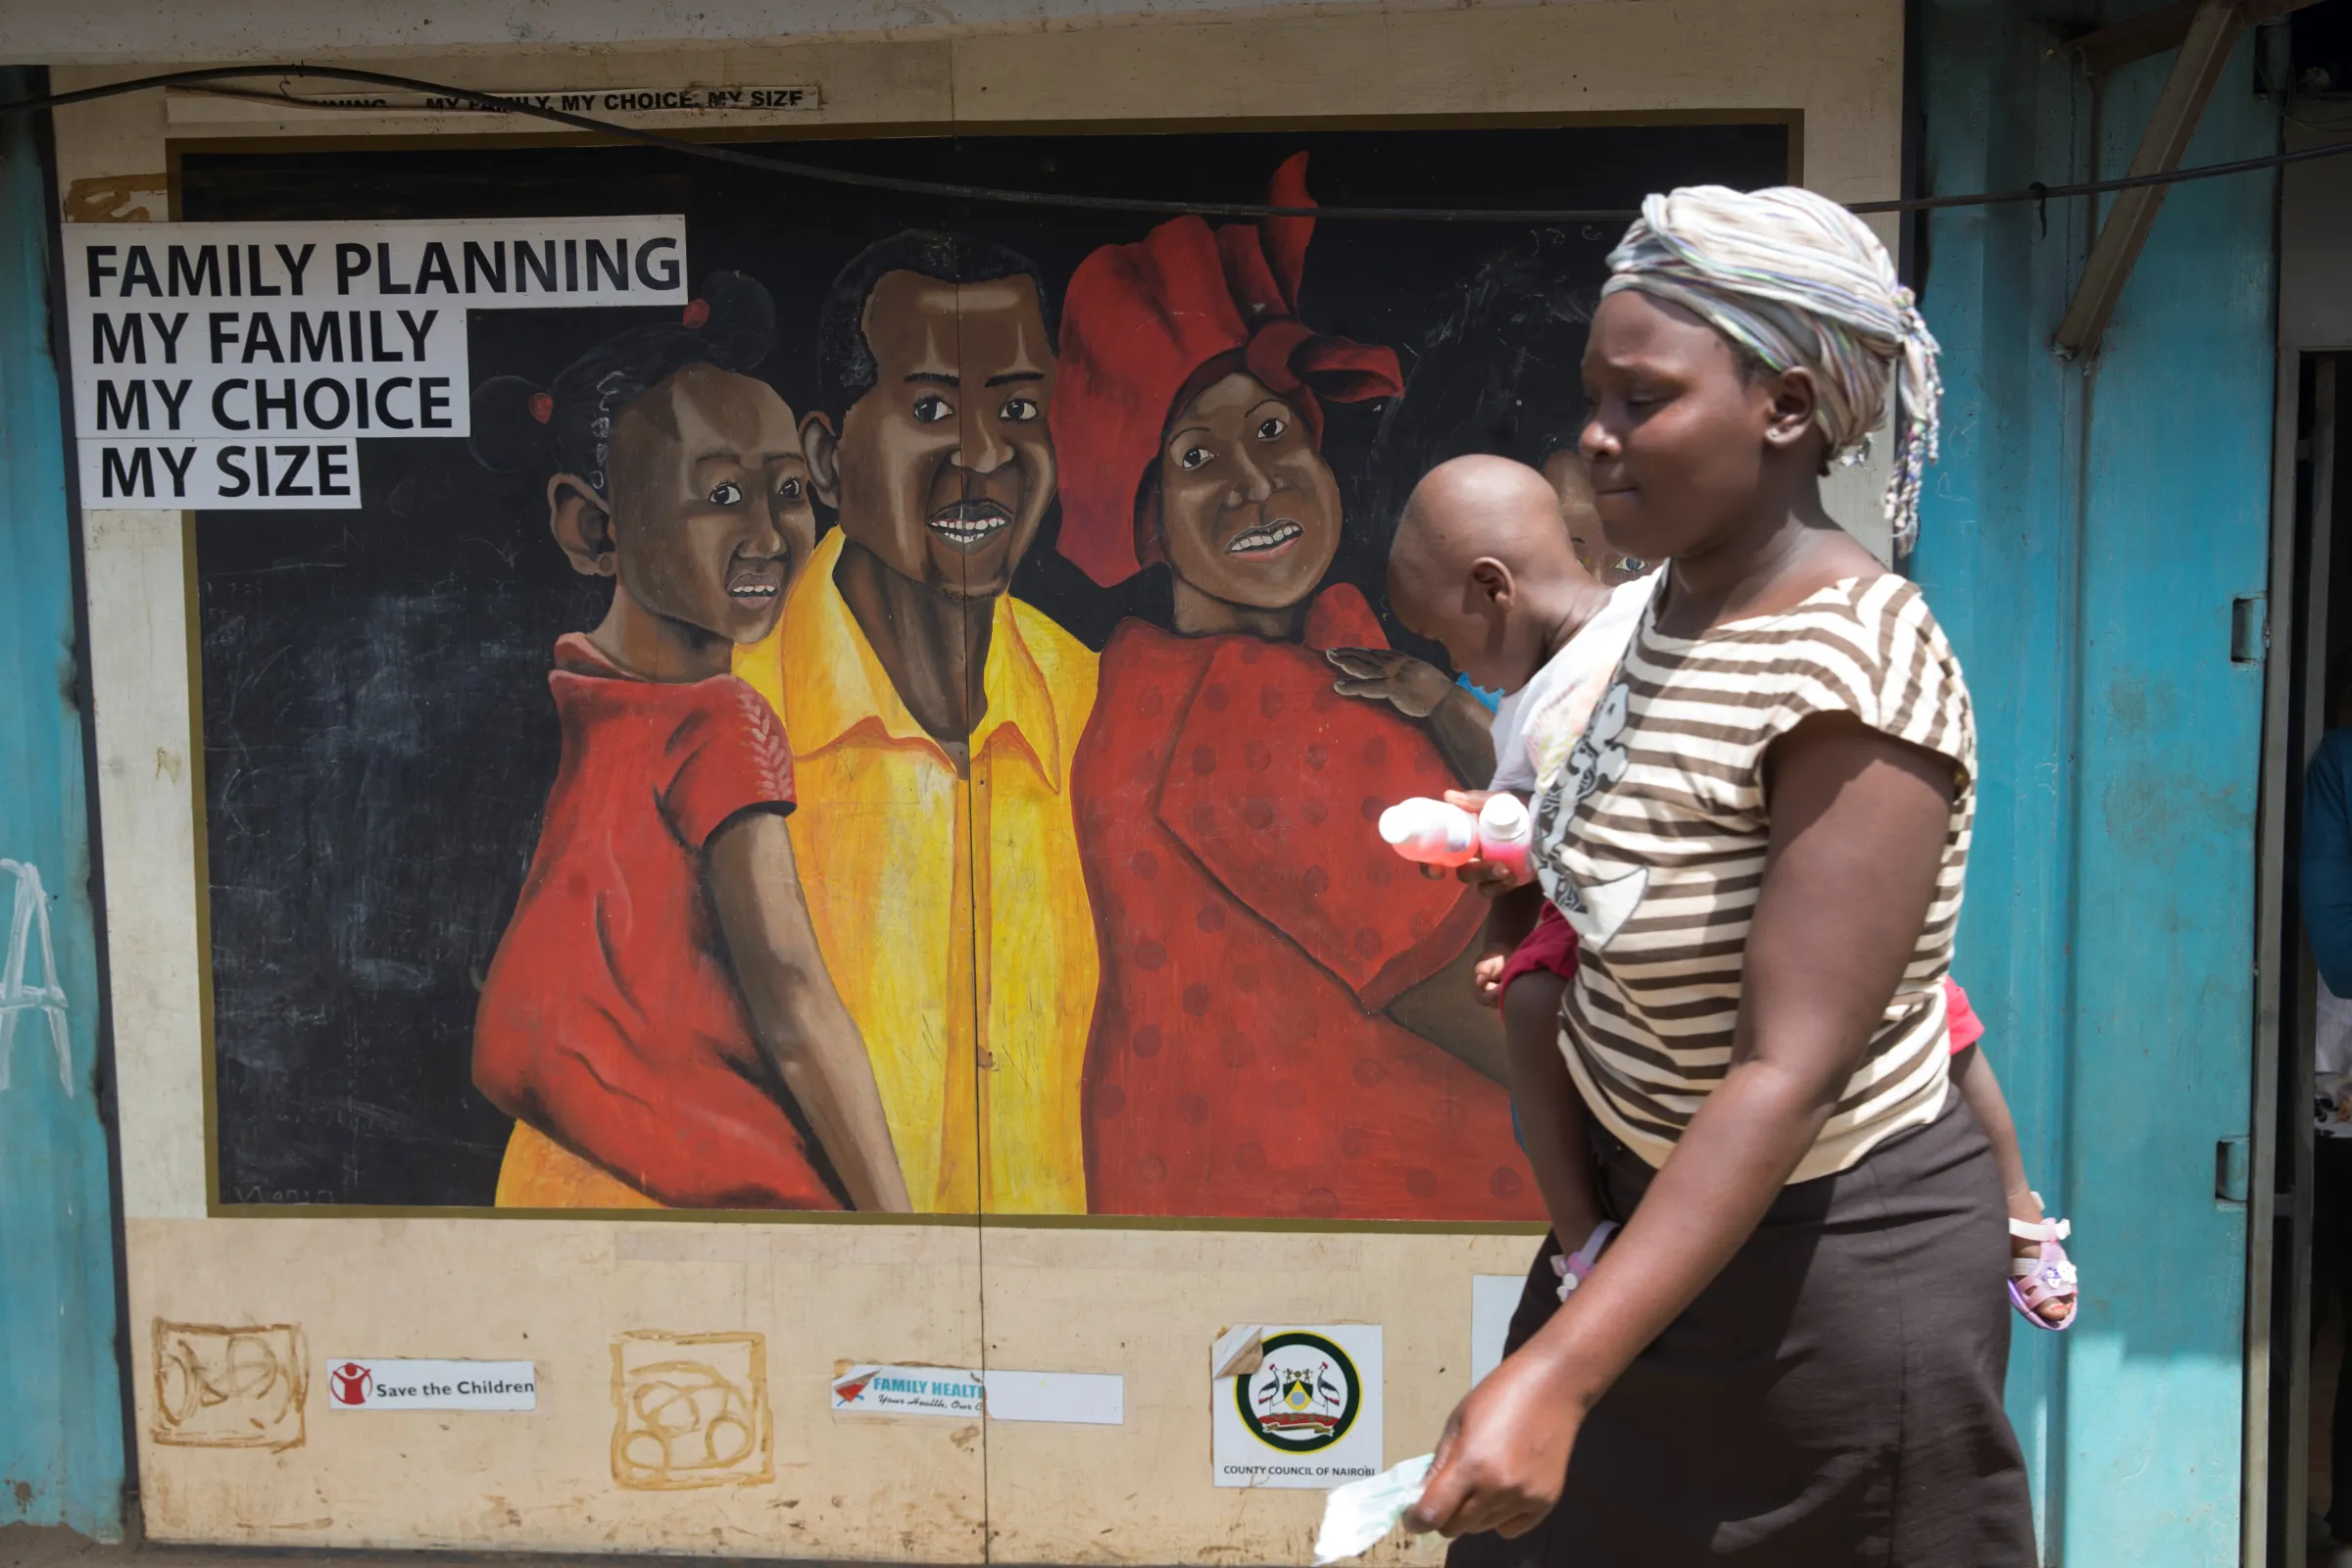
[1529,573,1977,1183]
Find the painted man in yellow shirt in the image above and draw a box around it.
[736,231,1098,1215]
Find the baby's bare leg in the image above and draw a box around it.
[1503,972,1602,1243]
[1953,1047,2034,1212]
[1954,1047,2068,1321]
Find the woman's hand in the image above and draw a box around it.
[1444,789,1532,894]
[1406,1346,1584,1541]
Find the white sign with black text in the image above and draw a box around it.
[166,85,822,123]
[325,1357,537,1411]
[61,217,687,511]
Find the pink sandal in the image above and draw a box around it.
[1551,1221,1619,1300]
[2008,1196,2078,1331]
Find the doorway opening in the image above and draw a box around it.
[2262,352,2352,1568]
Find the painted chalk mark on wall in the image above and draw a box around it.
[150,1321,309,1450]
[0,858,70,1095]
[610,1331,771,1491]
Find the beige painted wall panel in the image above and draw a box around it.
[125,1217,1534,1561]
[47,74,168,241]
[977,1226,1537,1566]
[82,511,210,1221]
[53,42,958,143]
[947,1,1900,195]
[57,2,1896,1553]
[4,0,1621,63]
[130,1217,988,1558]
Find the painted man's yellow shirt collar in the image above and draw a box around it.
[770,527,1061,790]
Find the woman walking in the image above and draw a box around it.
[1410,186,2035,1564]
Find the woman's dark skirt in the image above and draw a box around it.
[1447,1095,2036,1567]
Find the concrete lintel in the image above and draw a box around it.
[0,0,1496,64]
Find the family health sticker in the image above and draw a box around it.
[830,1365,1125,1424]
[325,1357,537,1411]
[831,1365,985,1418]
[1212,1326,1383,1490]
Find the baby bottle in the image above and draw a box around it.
[1378,798,1482,867]
[1476,792,1533,883]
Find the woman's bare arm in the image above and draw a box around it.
[1409,712,1955,1539]
[707,809,913,1213]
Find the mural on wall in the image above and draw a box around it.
[187,123,1788,1219]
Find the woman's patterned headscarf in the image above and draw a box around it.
[1602,185,1943,548]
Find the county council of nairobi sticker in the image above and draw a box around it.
[1237,1331,1361,1454]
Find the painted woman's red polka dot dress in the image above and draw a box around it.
[1072,586,1543,1220]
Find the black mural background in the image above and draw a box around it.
[182,122,1788,1206]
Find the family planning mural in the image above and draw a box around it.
[174,124,1788,1218]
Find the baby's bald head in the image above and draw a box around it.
[1393,455,1590,585]
[1388,455,1601,696]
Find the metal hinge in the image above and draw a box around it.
[2217,1136,2250,1204]
[2232,596,2270,663]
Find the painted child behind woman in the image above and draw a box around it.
[468,273,908,1212]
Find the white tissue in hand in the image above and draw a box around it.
[1312,1453,1436,1565]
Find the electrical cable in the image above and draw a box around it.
[5,61,2352,223]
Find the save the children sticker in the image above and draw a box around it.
[325,1357,537,1411]
[1211,1325,1383,1489]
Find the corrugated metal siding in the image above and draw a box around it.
[0,69,127,1542]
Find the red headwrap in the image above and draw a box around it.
[1051,153,1406,587]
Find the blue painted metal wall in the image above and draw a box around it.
[0,71,127,1542]
[1916,4,2275,1561]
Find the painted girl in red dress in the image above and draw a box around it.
[1056,154,1541,1221]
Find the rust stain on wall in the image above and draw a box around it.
[62,174,167,223]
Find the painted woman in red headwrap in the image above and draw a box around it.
[1057,154,1540,1222]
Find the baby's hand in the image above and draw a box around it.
[1472,951,1509,1009]
[1327,648,1456,719]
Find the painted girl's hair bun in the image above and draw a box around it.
[469,271,779,488]
[468,374,558,474]
[690,270,776,371]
